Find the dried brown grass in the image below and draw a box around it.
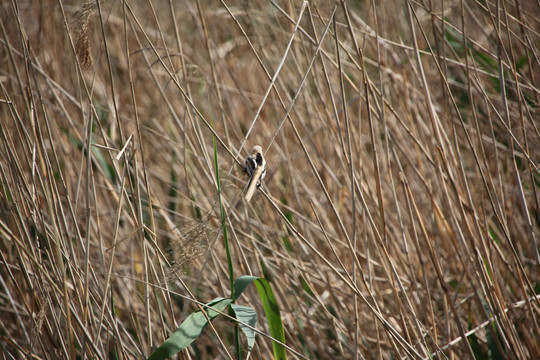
[1,0,539,359]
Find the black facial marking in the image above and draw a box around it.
[246,156,256,175]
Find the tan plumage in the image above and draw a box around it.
[244,145,266,202]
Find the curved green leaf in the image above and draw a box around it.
[233,275,286,360]
[230,304,257,353]
[147,297,232,360]
[234,275,259,300]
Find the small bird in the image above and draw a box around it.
[244,145,267,202]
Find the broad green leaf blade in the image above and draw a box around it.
[234,275,259,300]
[233,276,286,360]
[147,297,233,360]
[230,304,257,353]
[253,278,286,360]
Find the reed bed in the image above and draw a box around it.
[1,0,539,358]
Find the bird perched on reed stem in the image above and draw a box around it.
[244,145,266,202]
